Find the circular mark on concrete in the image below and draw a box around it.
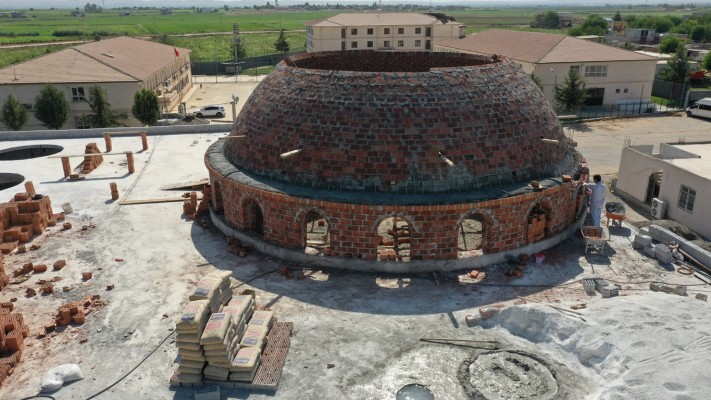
[459,350,558,400]
[396,384,435,400]
[0,173,24,191]
[0,144,63,161]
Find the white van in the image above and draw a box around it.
[686,98,711,119]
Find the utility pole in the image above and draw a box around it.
[233,23,241,80]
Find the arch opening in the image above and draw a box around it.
[243,198,264,236]
[303,211,331,256]
[212,180,224,214]
[527,203,551,244]
[377,216,411,262]
[458,213,489,258]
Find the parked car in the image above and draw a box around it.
[194,105,225,118]
[686,98,711,119]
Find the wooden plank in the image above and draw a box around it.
[218,135,247,140]
[48,152,132,159]
[160,178,210,191]
[118,197,201,206]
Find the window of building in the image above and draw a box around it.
[415,27,422,34]
[351,41,358,49]
[398,40,404,47]
[398,28,404,34]
[71,87,85,101]
[425,27,431,37]
[367,28,373,35]
[341,41,346,51]
[384,28,390,34]
[367,41,373,48]
[584,65,607,77]
[22,103,33,111]
[425,40,431,50]
[570,65,580,75]
[624,88,629,93]
[415,40,421,47]
[384,40,390,48]
[351,28,358,35]
[678,185,696,213]
[75,117,90,129]
[616,89,620,93]
[341,28,346,38]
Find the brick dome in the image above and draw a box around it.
[223,51,579,194]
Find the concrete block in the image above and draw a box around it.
[633,234,652,250]
[655,244,674,264]
[643,244,657,258]
[479,306,498,319]
[696,293,708,301]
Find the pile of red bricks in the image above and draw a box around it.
[0,303,29,386]
[183,187,212,220]
[0,254,8,292]
[54,295,101,328]
[80,143,103,174]
[0,182,65,256]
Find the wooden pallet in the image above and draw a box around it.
[200,322,293,391]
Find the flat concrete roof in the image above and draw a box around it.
[670,143,711,178]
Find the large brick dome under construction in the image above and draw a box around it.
[206,51,587,271]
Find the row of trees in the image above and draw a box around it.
[0,86,162,131]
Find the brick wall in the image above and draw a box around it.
[209,166,579,261]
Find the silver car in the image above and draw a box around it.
[195,105,225,118]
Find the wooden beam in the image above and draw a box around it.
[218,135,247,140]
[49,152,133,159]
[118,197,201,206]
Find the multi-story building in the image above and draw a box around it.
[306,13,465,52]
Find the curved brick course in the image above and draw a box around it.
[207,51,585,267]
[224,51,579,194]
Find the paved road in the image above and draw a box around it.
[569,114,711,176]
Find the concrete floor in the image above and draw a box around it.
[0,115,709,399]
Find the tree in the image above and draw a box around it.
[530,11,560,29]
[703,51,711,71]
[131,89,160,126]
[554,70,589,112]
[0,95,28,131]
[659,35,682,53]
[530,73,544,90]
[34,85,69,130]
[274,28,290,53]
[660,45,690,84]
[86,85,118,128]
[690,25,706,42]
[613,11,622,22]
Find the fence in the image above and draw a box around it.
[191,50,305,75]
[558,98,682,120]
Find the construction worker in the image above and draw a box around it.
[583,174,606,227]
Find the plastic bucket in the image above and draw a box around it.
[61,202,73,214]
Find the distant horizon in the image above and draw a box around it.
[2,0,711,11]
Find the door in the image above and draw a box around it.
[585,88,605,106]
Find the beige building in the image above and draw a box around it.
[435,30,658,109]
[616,142,711,240]
[0,36,191,130]
[306,13,465,52]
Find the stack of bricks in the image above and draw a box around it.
[183,192,198,218]
[0,303,29,386]
[54,295,101,327]
[0,254,8,292]
[527,213,547,244]
[0,182,65,255]
[80,143,103,175]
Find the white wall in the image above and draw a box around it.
[308,22,461,52]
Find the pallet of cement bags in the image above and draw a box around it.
[222,295,255,321]
[240,325,268,350]
[247,310,275,330]
[228,347,261,382]
[190,272,233,313]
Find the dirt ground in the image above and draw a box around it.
[0,116,709,400]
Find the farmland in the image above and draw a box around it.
[0,6,707,67]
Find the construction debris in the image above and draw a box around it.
[650,283,687,296]
[54,295,102,327]
[0,184,64,256]
[0,306,29,386]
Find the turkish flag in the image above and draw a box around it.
[174,47,180,58]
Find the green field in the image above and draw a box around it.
[1,6,709,68]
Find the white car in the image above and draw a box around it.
[195,105,225,118]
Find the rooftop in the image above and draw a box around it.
[0,36,190,85]
[306,12,460,27]
[437,29,657,64]
[667,142,711,177]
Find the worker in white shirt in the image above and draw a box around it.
[583,174,606,227]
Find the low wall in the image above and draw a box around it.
[0,123,233,141]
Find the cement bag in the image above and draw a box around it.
[175,300,209,331]
[240,326,268,348]
[200,313,233,345]
[208,271,232,281]
[248,310,274,329]
[231,347,260,371]
[189,278,222,302]
[40,364,84,393]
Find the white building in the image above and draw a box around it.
[305,13,465,52]
[435,29,658,109]
[616,142,711,240]
[0,36,191,130]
